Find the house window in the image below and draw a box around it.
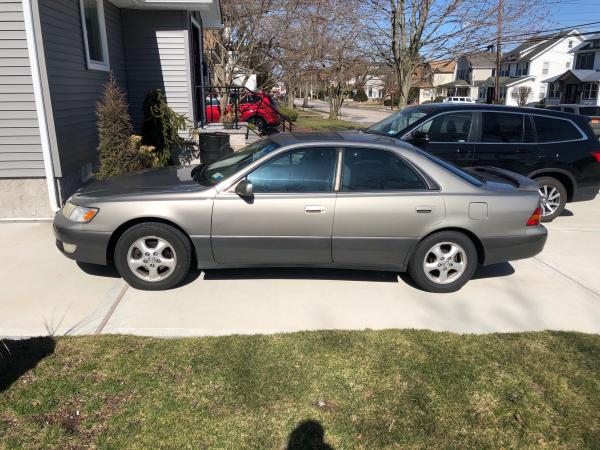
[583,83,598,100]
[539,84,546,99]
[548,83,561,98]
[565,61,570,69]
[499,86,506,99]
[500,64,510,77]
[542,62,549,75]
[568,40,573,48]
[575,52,595,70]
[79,0,109,71]
[516,62,529,76]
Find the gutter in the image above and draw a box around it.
[22,0,60,214]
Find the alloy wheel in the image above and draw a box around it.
[127,236,177,282]
[423,242,467,285]
[538,184,561,217]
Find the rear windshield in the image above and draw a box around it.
[580,107,600,117]
[415,149,484,187]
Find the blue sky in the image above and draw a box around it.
[551,0,600,30]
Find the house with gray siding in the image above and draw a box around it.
[0,0,221,218]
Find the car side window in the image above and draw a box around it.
[341,148,427,191]
[415,112,473,143]
[563,107,575,113]
[247,147,337,193]
[481,112,525,143]
[533,116,582,142]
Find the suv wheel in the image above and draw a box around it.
[248,116,267,134]
[114,222,192,290]
[535,177,567,222]
[408,231,478,293]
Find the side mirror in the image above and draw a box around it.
[410,130,429,146]
[235,179,253,198]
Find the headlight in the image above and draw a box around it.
[62,202,99,223]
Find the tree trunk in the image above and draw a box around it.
[328,84,344,120]
[302,81,309,108]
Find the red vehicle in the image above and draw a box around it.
[204,92,281,131]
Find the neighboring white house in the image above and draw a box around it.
[480,29,583,105]
[413,60,456,104]
[365,76,385,100]
[544,32,600,106]
[438,53,495,101]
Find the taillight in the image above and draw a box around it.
[527,207,542,226]
[592,151,600,163]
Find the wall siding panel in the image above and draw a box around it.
[0,0,43,178]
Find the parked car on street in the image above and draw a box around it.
[443,97,475,104]
[545,104,600,139]
[204,92,281,131]
[367,104,600,221]
[54,132,546,293]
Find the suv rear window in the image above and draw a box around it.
[533,116,583,142]
[580,107,600,116]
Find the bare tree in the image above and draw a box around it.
[360,0,550,110]
[511,85,532,106]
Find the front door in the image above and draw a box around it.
[408,111,475,165]
[473,112,539,175]
[332,148,444,268]
[565,84,577,103]
[211,147,338,265]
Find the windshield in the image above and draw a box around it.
[194,139,281,186]
[366,108,430,136]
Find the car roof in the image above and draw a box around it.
[268,130,413,148]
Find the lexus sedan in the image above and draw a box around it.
[54,132,547,293]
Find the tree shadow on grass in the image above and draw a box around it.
[0,337,55,392]
[287,420,334,450]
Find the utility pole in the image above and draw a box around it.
[494,0,503,103]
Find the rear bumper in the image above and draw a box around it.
[53,212,111,265]
[481,227,547,266]
[571,185,599,203]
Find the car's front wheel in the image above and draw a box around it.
[114,222,192,290]
[408,231,478,293]
[535,176,567,222]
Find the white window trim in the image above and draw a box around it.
[79,0,110,72]
[582,82,598,100]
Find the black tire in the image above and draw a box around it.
[114,222,192,291]
[408,231,478,293]
[534,176,567,222]
[248,115,267,134]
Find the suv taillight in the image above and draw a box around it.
[527,207,542,226]
[592,151,600,163]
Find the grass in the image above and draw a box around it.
[1,330,600,449]
[295,112,364,132]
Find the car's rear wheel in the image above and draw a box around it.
[408,231,478,293]
[248,115,267,134]
[114,222,192,290]
[535,176,567,222]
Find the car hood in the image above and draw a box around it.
[72,166,206,200]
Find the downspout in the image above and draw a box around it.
[22,0,60,213]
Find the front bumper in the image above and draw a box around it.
[481,226,548,266]
[53,212,111,265]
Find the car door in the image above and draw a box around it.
[211,147,338,265]
[472,111,539,175]
[407,111,475,165]
[332,147,444,269]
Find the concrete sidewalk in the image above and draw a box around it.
[1,197,599,337]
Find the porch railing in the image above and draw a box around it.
[196,85,294,137]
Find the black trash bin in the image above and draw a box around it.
[199,132,232,164]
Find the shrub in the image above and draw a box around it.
[96,74,152,180]
[353,87,368,102]
[277,106,299,122]
[384,98,401,107]
[142,89,189,165]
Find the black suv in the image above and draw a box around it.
[367,104,600,221]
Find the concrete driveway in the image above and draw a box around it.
[295,99,393,124]
[1,197,599,337]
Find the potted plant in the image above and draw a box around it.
[221,110,236,129]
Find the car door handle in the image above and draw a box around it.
[305,205,325,213]
[416,206,433,213]
[456,148,470,154]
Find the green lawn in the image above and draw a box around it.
[1,331,600,449]
[294,114,364,132]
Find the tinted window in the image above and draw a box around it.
[533,116,583,142]
[416,112,473,142]
[563,107,575,113]
[580,107,600,116]
[481,112,525,143]
[341,148,427,191]
[366,108,430,135]
[248,148,337,193]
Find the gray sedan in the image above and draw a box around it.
[54,132,547,293]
